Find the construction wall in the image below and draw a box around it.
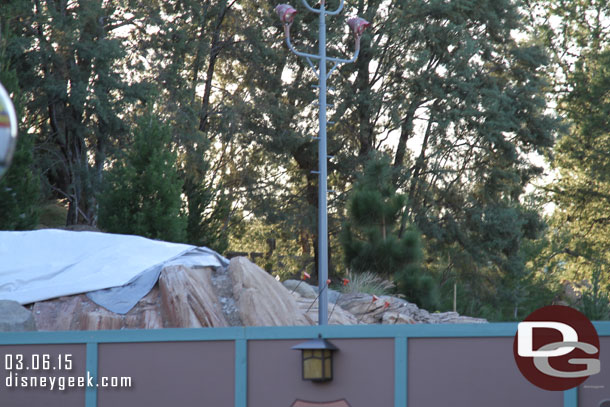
[0,323,608,407]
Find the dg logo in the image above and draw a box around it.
[513,305,600,391]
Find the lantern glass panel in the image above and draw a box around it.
[324,356,332,379]
[303,356,322,380]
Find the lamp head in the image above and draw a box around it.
[275,4,297,25]
[347,17,370,38]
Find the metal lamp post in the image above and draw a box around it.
[276,1,369,325]
[0,83,18,179]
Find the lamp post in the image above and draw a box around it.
[0,83,18,179]
[276,1,369,326]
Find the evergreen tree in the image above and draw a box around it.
[0,131,40,230]
[340,154,438,309]
[0,20,41,230]
[98,115,186,242]
[527,0,610,290]
[0,0,561,317]
[379,0,555,319]
[131,0,241,252]
[551,48,610,284]
[580,265,610,321]
[232,1,556,312]
[7,0,145,226]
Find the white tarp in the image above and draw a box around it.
[0,229,227,313]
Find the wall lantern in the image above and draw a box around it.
[0,83,18,179]
[292,335,338,382]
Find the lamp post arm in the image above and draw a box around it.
[300,0,322,14]
[325,0,344,15]
[326,47,359,65]
[305,57,320,78]
[325,38,360,78]
[285,25,321,61]
[326,62,340,79]
[300,0,343,15]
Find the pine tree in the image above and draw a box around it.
[551,48,610,283]
[340,154,438,309]
[580,265,610,321]
[98,115,186,242]
[131,0,240,253]
[0,21,41,230]
[0,131,40,230]
[527,0,610,290]
[8,0,145,226]
[232,1,556,312]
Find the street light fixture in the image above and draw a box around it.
[275,4,297,24]
[292,335,338,382]
[0,83,17,179]
[275,1,369,326]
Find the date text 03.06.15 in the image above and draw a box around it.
[3,354,73,371]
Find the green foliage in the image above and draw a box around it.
[340,154,438,309]
[0,132,41,230]
[528,0,610,294]
[579,266,610,321]
[98,115,186,242]
[0,42,41,230]
[38,201,69,228]
[8,0,146,226]
[549,48,610,281]
[341,155,417,274]
[229,218,314,279]
[132,0,240,253]
[232,0,557,312]
[185,183,232,253]
[0,0,577,320]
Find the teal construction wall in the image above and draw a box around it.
[0,323,608,407]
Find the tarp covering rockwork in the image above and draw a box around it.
[0,229,228,314]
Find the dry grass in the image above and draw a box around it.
[340,271,395,296]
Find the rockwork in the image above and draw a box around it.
[28,256,486,330]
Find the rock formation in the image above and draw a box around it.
[159,265,227,328]
[293,293,359,325]
[0,300,37,331]
[26,256,485,331]
[335,293,487,324]
[230,257,311,326]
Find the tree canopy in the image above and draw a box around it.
[2,0,608,320]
